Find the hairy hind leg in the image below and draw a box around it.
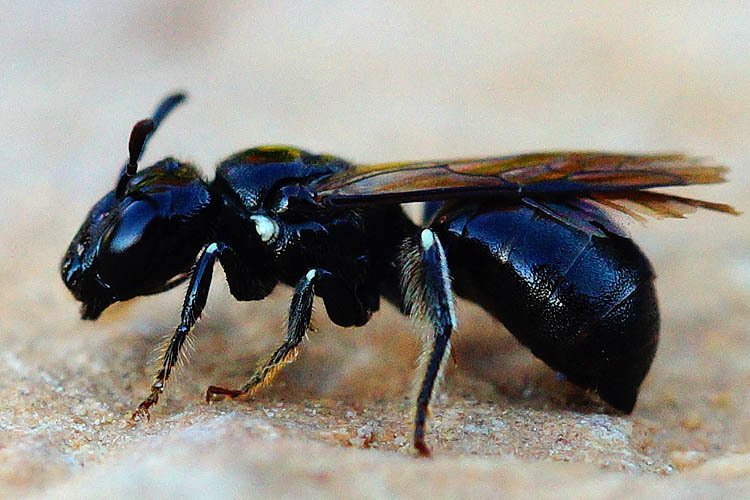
[401,229,457,456]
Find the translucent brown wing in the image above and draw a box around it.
[310,151,737,224]
[312,152,728,202]
[520,194,738,238]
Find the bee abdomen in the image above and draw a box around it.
[433,202,659,412]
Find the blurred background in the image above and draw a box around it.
[0,1,748,494]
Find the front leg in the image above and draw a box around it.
[132,242,225,420]
[401,229,457,457]
[206,269,324,400]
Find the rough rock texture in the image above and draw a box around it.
[2,2,749,498]
[2,216,748,497]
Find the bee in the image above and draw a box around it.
[61,93,738,456]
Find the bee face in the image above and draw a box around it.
[61,190,119,318]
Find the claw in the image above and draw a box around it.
[205,385,243,403]
[414,440,432,458]
[132,389,160,421]
[131,403,152,422]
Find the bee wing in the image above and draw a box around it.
[312,152,727,201]
[310,151,737,226]
[521,193,739,237]
[589,191,739,220]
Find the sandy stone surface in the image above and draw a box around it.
[2,2,749,498]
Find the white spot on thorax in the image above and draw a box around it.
[305,269,317,281]
[250,215,279,243]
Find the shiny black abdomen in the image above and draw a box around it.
[432,202,659,412]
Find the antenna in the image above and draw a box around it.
[115,92,187,199]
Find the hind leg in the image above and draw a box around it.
[401,229,457,456]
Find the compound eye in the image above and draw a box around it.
[250,215,279,243]
[105,200,158,254]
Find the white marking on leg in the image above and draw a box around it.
[433,234,457,330]
[420,228,435,249]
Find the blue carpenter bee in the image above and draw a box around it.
[61,93,737,455]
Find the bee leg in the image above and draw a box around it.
[401,229,457,457]
[132,242,225,420]
[206,268,324,401]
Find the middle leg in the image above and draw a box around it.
[206,269,319,400]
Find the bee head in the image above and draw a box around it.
[61,97,214,319]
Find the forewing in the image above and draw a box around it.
[311,152,729,205]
